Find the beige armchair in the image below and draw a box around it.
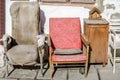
[2,2,45,77]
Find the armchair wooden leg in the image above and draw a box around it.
[49,58,52,80]
[85,61,88,77]
[102,63,106,67]
[85,46,89,77]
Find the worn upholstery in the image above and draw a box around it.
[7,2,40,65]
[7,45,38,65]
[10,2,40,45]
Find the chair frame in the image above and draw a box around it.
[109,29,120,73]
[48,33,90,79]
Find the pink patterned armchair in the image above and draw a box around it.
[49,18,90,79]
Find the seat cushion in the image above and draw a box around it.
[6,45,38,65]
[52,53,86,62]
[54,49,82,55]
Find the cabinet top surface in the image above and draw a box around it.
[84,18,109,25]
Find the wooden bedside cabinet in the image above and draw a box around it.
[84,18,109,66]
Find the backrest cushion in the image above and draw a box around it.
[49,18,82,49]
[10,2,40,45]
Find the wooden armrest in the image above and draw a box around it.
[81,34,90,60]
[81,34,90,47]
[49,46,53,56]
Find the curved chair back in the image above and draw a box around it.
[10,2,40,45]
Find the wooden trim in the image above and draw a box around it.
[40,0,96,3]
[0,0,5,44]
[52,61,86,64]
[81,34,90,47]
[11,0,29,1]
[39,0,96,8]
[39,1,95,8]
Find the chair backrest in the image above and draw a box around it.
[49,18,82,49]
[10,2,40,45]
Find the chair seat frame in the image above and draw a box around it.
[48,34,90,80]
[109,29,120,73]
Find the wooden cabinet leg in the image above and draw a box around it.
[102,63,106,67]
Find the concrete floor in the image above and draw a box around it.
[0,58,120,80]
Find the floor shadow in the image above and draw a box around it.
[96,68,101,80]
[52,67,57,78]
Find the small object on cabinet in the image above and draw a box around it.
[89,7,102,20]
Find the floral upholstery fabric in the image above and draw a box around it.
[49,18,82,49]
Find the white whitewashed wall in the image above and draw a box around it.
[5,0,120,34]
